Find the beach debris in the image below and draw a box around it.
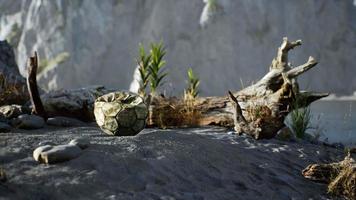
[46,116,85,127]
[11,114,45,129]
[0,104,30,119]
[303,153,356,199]
[149,38,328,139]
[94,91,148,136]
[26,51,47,120]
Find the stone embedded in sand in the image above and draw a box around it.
[69,138,90,149]
[33,144,82,164]
[0,104,30,119]
[0,122,11,133]
[94,91,148,136]
[11,114,45,129]
[46,116,85,127]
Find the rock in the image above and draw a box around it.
[33,144,82,164]
[46,116,86,127]
[0,40,29,106]
[0,104,30,119]
[1,1,355,96]
[69,138,90,149]
[12,114,45,129]
[94,91,148,136]
[276,127,295,141]
[41,86,113,121]
[0,122,11,133]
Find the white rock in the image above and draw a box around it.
[33,144,82,164]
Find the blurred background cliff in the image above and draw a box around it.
[0,0,355,96]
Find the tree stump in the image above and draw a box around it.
[148,37,328,139]
[26,52,47,120]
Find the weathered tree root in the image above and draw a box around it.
[303,152,356,199]
[26,51,47,120]
[148,37,328,139]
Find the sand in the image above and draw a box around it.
[0,125,345,200]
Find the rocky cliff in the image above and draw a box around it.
[0,0,355,96]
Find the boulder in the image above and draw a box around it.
[0,104,30,119]
[46,116,86,127]
[33,144,82,164]
[41,86,113,121]
[94,91,148,136]
[0,122,11,133]
[12,114,45,129]
[0,40,29,106]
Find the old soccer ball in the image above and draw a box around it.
[94,91,148,136]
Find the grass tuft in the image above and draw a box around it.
[136,44,151,97]
[287,98,312,139]
[184,68,200,100]
[149,41,168,95]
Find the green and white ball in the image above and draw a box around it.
[94,91,148,136]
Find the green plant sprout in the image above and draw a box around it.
[287,98,312,139]
[207,0,218,12]
[149,41,168,95]
[184,68,200,100]
[136,44,151,97]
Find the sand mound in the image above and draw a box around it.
[0,126,344,199]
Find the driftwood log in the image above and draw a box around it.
[147,38,328,139]
[26,52,47,120]
[302,152,356,199]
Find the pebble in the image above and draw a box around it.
[12,114,45,129]
[33,144,82,164]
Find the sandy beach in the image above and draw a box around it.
[0,126,345,200]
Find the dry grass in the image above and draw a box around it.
[0,73,28,105]
[245,103,272,122]
[328,165,356,200]
[150,97,202,128]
